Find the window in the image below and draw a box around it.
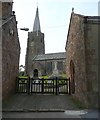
[57,61,63,71]
[46,62,52,74]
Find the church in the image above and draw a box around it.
[25,7,66,77]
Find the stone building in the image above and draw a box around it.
[32,52,66,77]
[1,2,20,100]
[25,7,66,77]
[65,10,99,108]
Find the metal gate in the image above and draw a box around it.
[16,77,70,95]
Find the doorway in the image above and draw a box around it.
[33,69,38,77]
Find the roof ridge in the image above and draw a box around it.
[33,52,66,61]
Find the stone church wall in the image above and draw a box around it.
[32,61,45,77]
[32,59,66,77]
[25,31,45,76]
[1,2,20,100]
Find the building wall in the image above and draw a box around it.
[32,59,66,77]
[66,12,99,108]
[84,20,99,108]
[66,12,88,107]
[32,61,45,77]
[2,2,20,100]
[0,1,2,102]
[2,2,12,19]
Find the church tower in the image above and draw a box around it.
[25,7,45,76]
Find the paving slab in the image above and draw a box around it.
[2,94,100,119]
[2,94,79,111]
[2,111,82,118]
[2,110,99,119]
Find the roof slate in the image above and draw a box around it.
[33,52,66,61]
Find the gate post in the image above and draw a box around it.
[56,77,58,95]
[42,78,44,93]
[68,77,71,95]
[27,77,30,95]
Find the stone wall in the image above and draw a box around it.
[2,2,20,100]
[2,2,12,19]
[32,59,66,77]
[84,19,99,108]
[0,1,2,103]
[65,12,88,107]
[66,12,99,108]
[25,31,45,76]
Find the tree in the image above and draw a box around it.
[19,65,25,76]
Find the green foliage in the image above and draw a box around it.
[58,80,67,84]
[19,71,25,76]
[18,76,29,83]
[40,75,49,79]
[18,76,29,78]
[60,73,67,78]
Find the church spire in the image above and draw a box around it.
[33,6,41,35]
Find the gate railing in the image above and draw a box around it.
[16,77,71,95]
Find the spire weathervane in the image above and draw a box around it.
[72,7,74,12]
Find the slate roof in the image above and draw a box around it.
[84,16,100,23]
[33,52,66,61]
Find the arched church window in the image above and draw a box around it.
[33,69,38,77]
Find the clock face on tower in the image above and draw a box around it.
[30,42,34,46]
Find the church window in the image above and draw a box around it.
[57,61,63,71]
[46,62,52,74]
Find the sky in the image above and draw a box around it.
[12,0,99,66]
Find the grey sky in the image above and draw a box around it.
[13,0,99,65]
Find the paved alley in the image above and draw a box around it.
[2,94,99,119]
[3,94,79,111]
